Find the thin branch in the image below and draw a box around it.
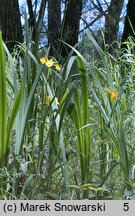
[90,0,104,13]
[79,10,107,34]
[27,0,36,28]
[96,0,104,13]
[37,0,47,31]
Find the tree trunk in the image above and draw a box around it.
[0,0,22,51]
[122,0,135,44]
[27,0,46,47]
[48,0,61,57]
[104,0,124,52]
[60,0,82,57]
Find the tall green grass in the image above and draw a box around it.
[0,29,134,199]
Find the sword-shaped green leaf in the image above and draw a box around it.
[0,31,7,167]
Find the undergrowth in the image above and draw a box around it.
[0,29,135,200]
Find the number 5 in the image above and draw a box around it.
[123,203,129,211]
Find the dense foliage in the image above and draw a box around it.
[0,23,134,199]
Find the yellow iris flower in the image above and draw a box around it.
[44,96,50,105]
[54,64,61,72]
[40,57,48,64]
[110,90,118,103]
[45,59,55,68]
[105,88,118,103]
[40,57,61,72]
